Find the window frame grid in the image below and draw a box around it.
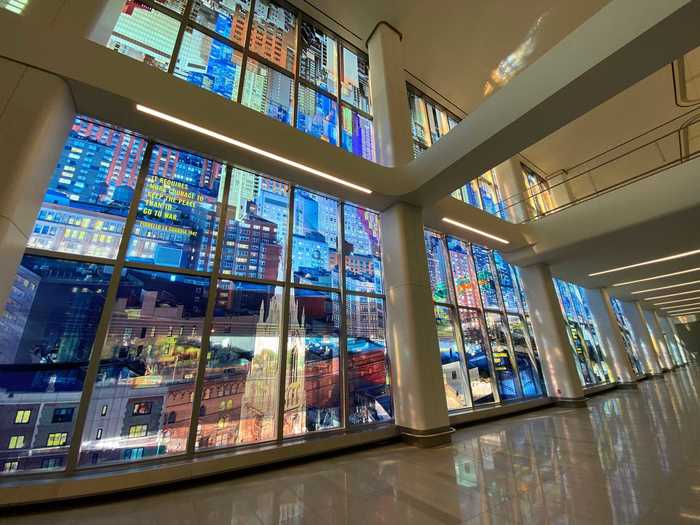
[14,118,389,477]
[124,0,373,157]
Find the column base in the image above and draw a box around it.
[617,382,639,389]
[399,426,454,448]
[552,397,588,407]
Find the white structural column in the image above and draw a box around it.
[518,264,586,404]
[492,159,531,223]
[0,58,75,313]
[645,309,675,370]
[620,301,663,375]
[367,21,414,167]
[585,288,637,385]
[381,202,451,445]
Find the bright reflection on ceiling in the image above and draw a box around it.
[483,13,547,97]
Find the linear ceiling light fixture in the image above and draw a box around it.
[613,267,700,287]
[669,309,700,317]
[662,302,700,311]
[653,296,700,306]
[631,279,700,295]
[588,248,700,277]
[645,288,700,300]
[442,217,510,244]
[666,308,700,316]
[136,104,372,194]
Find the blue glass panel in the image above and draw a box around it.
[341,105,375,161]
[241,58,294,125]
[446,237,480,309]
[435,306,470,410]
[250,0,297,72]
[127,145,224,272]
[197,280,282,449]
[296,86,338,145]
[174,27,243,101]
[484,311,520,401]
[190,0,251,46]
[27,118,147,259]
[79,268,209,466]
[459,309,495,405]
[346,296,392,424]
[0,255,112,473]
[221,169,289,282]
[507,314,542,397]
[493,251,520,313]
[284,288,341,435]
[344,205,383,294]
[291,189,339,288]
[424,231,451,303]
[472,245,499,310]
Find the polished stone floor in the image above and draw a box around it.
[3,367,700,525]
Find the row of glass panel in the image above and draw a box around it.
[641,310,685,367]
[424,231,546,409]
[0,117,391,475]
[609,298,646,375]
[105,0,375,160]
[656,316,687,366]
[553,280,611,388]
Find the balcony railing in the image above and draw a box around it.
[498,107,700,223]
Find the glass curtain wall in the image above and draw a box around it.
[0,116,391,476]
[521,163,555,217]
[609,298,645,375]
[407,84,508,220]
[657,316,685,366]
[424,230,545,410]
[553,280,612,388]
[105,0,375,161]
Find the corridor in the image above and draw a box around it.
[3,367,699,525]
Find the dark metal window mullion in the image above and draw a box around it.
[63,141,156,472]
[184,164,233,456]
[236,0,258,104]
[338,203,350,428]
[167,0,196,74]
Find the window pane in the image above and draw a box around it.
[554,280,594,386]
[190,0,251,46]
[479,171,507,219]
[174,27,243,101]
[291,189,339,288]
[197,281,281,449]
[299,20,338,95]
[27,118,147,259]
[424,230,451,303]
[346,296,391,425]
[340,105,375,162]
[296,86,338,145]
[155,0,186,13]
[341,47,371,114]
[249,0,297,72]
[484,311,520,401]
[127,145,224,272]
[0,256,111,473]
[472,245,499,309]
[507,314,542,398]
[435,306,470,410]
[446,237,480,308]
[221,169,289,281]
[461,180,482,209]
[241,58,293,125]
[107,2,180,72]
[408,90,431,148]
[459,309,495,405]
[284,289,341,436]
[493,251,520,313]
[425,98,454,144]
[344,205,383,294]
[79,269,209,466]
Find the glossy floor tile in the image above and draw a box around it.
[3,367,700,525]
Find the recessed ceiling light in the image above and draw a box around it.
[588,248,700,277]
[645,288,700,300]
[653,296,700,306]
[442,218,510,244]
[136,104,373,194]
[630,279,700,295]
[613,267,700,287]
